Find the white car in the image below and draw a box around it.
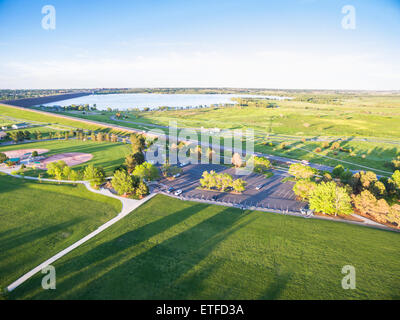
[174,189,183,196]
[255,184,263,190]
[173,173,181,178]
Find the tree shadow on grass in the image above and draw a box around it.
[12,203,252,299]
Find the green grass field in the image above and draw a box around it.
[0,139,131,176]
[0,173,121,295]
[8,194,400,300]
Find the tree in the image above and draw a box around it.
[132,162,160,181]
[31,151,38,157]
[111,134,118,143]
[9,131,24,143]
[231,152,243,168]
[136,180,149,198]
[62,166,72,179]
[97,132,103,142]
[330,142,340,150]
[309,181,353,216]
[47,160,67,176]
[23,130,30,140]
[124,154,137,174]
[69,170,80,183]
[206,147,215,162]
[130,133,146,154]
[371,180,386,198]
[83,164,105,187]
[332,165,345,178]
[288,163,317,180]
[293,179,317,201]
[352,190,397,225]
[0,152,8,164]
[392,170,400,190]
[111,169,134,196]
[387,205,400,228]
[350,171,378,194]
[232,178,246,193]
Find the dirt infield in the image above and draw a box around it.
[40,153,93,168]
[3,149,49,158]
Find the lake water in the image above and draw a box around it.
[41,93,292,110]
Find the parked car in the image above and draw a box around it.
[167,187,174,193]
[255,184,264,190]
[173,173,181,178]
[211,195,218,201]
[174,189,183,196]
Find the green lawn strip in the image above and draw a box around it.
[0,105,130,135]
[9,194,400,300]
[0,173,121,294]
[0,139,131,176]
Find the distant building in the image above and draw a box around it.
[11,122,30,129]
[0,131,7,139]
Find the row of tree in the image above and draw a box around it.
[200,170,247,193]
[109,133,157,198]
[46,161,105,188]
[290,163,400,227]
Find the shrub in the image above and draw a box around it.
[314,147,322,153]
[330,142,340,150]
[0,152,8,164]
[322,142,330,149]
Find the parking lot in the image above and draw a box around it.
[155,164,307,212]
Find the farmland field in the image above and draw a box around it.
[8,195,400,300]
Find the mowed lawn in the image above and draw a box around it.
[0,139,131,175]
[9,195,400,300]
[0,174,121,296]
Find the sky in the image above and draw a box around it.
[0,0,399,90]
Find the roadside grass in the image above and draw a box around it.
[9,194,400,300]
[0,139,131,176]
[0,173,121,296]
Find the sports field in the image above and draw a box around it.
[0,173,121,296]
[0,139,131,176]
[8,194,400,300]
